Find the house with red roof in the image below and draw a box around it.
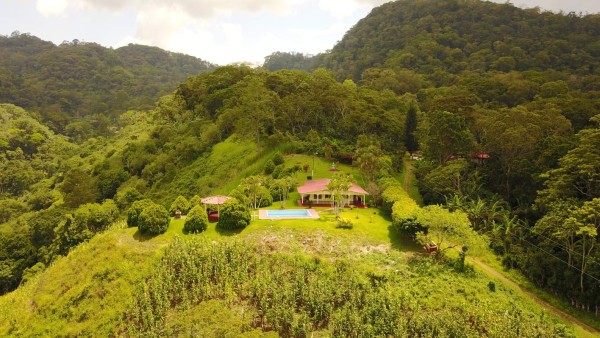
[297,178,368,208]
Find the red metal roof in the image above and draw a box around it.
[297,178,369,195]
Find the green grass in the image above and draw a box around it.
[0,229,163,337]
[399,153,423,205]
[0,204,583,337]
[0,149,591,337]
[169,206,418,252]
[474,251,600,335]
[285,154,363,183]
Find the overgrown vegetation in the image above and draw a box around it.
[1,0,600,333]
[123,237,571,337]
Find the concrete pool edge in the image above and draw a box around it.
[258,209,320,220]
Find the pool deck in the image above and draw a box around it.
[258,209,320,220]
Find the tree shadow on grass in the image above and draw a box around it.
[388,225,421,252]
[215,224,245,237]
[133,228,155,242]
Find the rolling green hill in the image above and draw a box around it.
[322,0,600,81]
[0,32,216,135]
[0,189,578,337]
[1,0,600,335]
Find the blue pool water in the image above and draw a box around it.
[266,209,311,217]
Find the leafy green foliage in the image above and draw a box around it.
[0,230,35,293]
[336,217,354,229]
[123,238,570,337]
[189,195,202,209]
[538,116,600,205]
[52,201,119,254]
[271,152,284,166]
[327,172,353,214]
[60,168,100,208]
[323,0,600,84]
[0,33,215,125]
[138,203,170,236]
[114,187,143,210]
[263,51,318,72]
[183,205,208,234]
[404,104,419,152]
[237,176,273,209]
[126,199,154,228]
[354,135,392,184]
[414,205,482,257]
[421,110,474,164]
[264,159,275,174]
[169,195,190,216]
[0,198,28,224]
[217,199,251,230]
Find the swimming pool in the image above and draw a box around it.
[259,209,319,220]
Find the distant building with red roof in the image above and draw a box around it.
[297,178,368,207]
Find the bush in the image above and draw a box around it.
[264,159,275,175]
[272,164,284,178]
[184,205,209,234]
[127,199,154,227]
[255,186,273,208]
[138,203,170,235]
[217,199,251,230]
[189,195,202,209]
[115,187,142,210]
[169,195,191,216]
[336,217,354,229]
[272,152,284,166]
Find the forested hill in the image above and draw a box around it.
[321,0,600,83]
[0,32,216,133]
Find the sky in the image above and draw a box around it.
[1,0,599,66]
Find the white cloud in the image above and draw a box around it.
[66,0,293,17]
[489,0,600,14]
[32,0,600,66]
[36,0,69,16]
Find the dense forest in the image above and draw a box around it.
[0,32,216,139]
[1,0,600,335]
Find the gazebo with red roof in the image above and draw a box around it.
[201,195,232,221]
[297,178,368,208]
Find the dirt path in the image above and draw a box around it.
[469,258,599,337]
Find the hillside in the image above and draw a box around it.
[0,187,579,337]
[0,32,216,135]
[322,0,600,81]
[1,0,600,335]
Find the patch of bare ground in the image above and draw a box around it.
[249,228,391,259]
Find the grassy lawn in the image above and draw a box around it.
[285,153,363,183]
[399,153,423,205]
[167,206,418,253]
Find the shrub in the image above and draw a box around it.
[272,152,284,165]
[184,205,209,234]
[336,217,354,229]
[264,159,275,175]
[127,199,154,227]
[272,164,284,178]
[138,203,170,235]
[115,187,142,210]
[169,195,190,216]
[217,199,251,230]
[189,195,202,208]
[255,186,273,208]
